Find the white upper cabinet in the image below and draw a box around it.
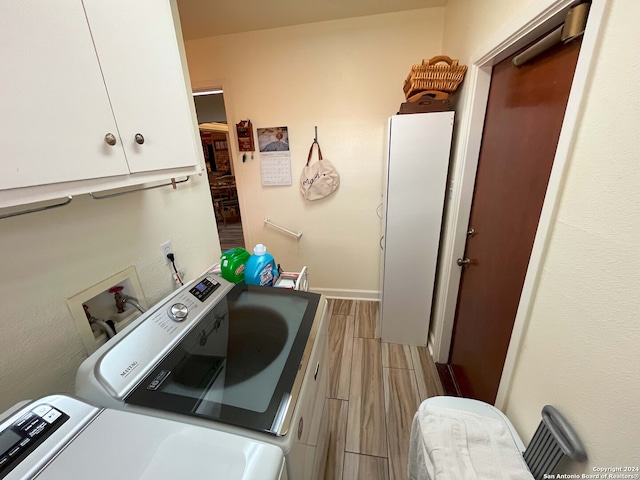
[82,0,199,173]
[0,0,202,206]
[0,0,129,190]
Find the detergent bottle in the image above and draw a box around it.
[244,244,279,286]
[220,247,251,283]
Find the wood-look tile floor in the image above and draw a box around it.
[217,221,245,252]
[324,299,444,480]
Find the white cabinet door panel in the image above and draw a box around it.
[82,0,200,173]
[0,0,129,191]
[380,112,454,345]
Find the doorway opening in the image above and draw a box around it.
[193,90,245,252]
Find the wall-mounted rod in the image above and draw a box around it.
[1,175,191,219]
[264,217,303,239]
[89,176,190,200]
[0,196,73,220]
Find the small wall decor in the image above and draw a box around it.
[235,120,255,151]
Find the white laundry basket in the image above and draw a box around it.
[409,396,586,480]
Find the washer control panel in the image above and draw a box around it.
[188,276,220,302]
[0,404,69,478]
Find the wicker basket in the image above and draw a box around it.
[403,56,467,99]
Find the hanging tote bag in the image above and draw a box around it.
[299,141,340,201]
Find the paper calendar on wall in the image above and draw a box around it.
[261,155,292,186]
[257,126,292,186]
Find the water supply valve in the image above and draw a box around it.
[108,286,126,313]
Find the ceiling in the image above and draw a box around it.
[177,0,447,40]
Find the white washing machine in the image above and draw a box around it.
[0,394,285,480]
[75,273,329,480]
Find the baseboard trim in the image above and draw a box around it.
[435,363,461,397]
[311,288,380,301]
[427,330,437,357]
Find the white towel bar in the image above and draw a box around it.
[264,217,303,239]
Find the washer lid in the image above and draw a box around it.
[35,409,283,480]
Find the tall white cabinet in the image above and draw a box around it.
[380,112,454,346]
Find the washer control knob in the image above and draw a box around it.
[168,303,188,322]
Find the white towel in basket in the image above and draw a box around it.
[408,406,534,480]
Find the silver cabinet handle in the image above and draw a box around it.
[380,236,384,250]
[104,133,117,146]
[135,133,145,144]
[297,417,304,440]
[457,258,471,267]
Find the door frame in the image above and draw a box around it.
[192,78,252,248]
[431,0,608,408]
[198,122,234,174]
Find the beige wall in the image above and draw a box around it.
[184,9,445,296]
[442,0,640,468]
[0,178,220,412]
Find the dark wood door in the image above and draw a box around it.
[446,36,582,404]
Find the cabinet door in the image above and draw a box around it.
[0,0,129,191]
[82,0,200,173]
[380,112,454,345]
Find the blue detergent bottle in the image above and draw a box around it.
[244,244,279,286]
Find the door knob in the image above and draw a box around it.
[457,258,471,267]
[135,133,145,145]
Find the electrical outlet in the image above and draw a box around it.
[160,241,173,264]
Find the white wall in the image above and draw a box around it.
[442,0,640,468]
[184,9,445,296]
[0,178,220,412]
